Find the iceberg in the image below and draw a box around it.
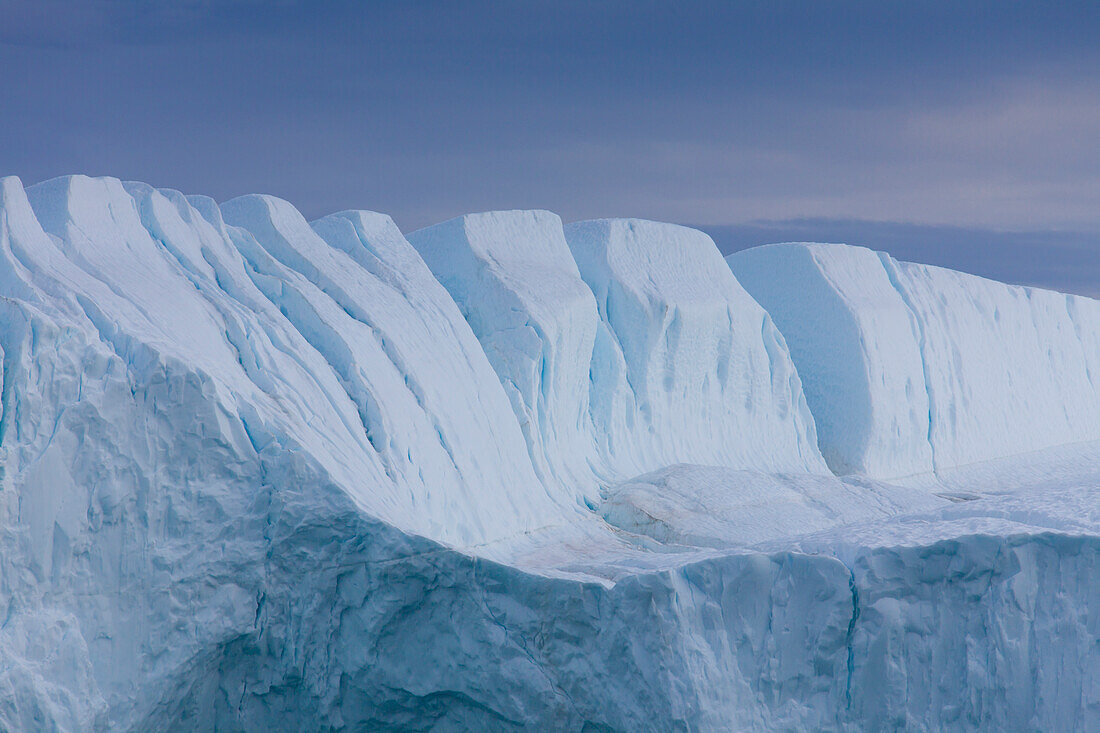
[0,176,1095,731]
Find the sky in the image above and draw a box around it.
[2,0,1099,295]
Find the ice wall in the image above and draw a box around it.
[730,242,1100,477]
[894,258,1100,469]
[131,502,1100,732]
[220,196,568,541]
[566,219,826,478]
[407,211,602,498]
[409,214,827,498]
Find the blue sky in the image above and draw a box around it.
[2,1,1098,294]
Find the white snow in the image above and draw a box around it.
[0,176,1096,731]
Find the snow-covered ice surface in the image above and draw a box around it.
[597,465,939,549]
[0,177,1095,731]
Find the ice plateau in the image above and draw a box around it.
[0,176,1096,731]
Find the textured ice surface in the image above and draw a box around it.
[0,177,1096,731]
[407,211,602,501]
[729,243,932,477]
[731,242,1100,478]
[0,178,568,727]
[220,196,572,543]
[896,258,1100,469]
[564,219,827,478]
[409,213,827,504]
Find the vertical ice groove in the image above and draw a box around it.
[877,250,940,475]
[123,184,395,496]
[844,567,861,711]
[410,212,828,503]
[408,210,604,500]
[222,196,571,545]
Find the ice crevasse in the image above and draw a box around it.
[0,175,1095,731]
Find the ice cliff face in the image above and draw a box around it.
[407,211,606,501]
[564,219,825,478]
[0,176,1096,731]
[408,214,826,504]
[731,242,1100,479]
